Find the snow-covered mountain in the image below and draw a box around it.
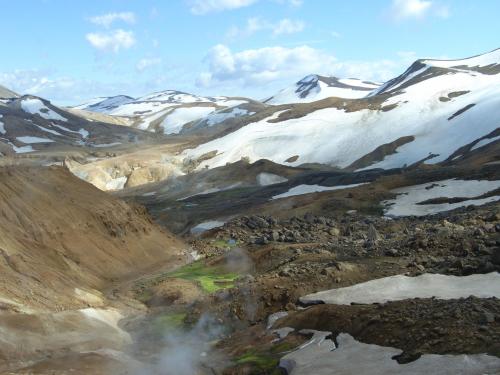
[72,95,135,113]
[0,95,158,155]
[183,49,500,171]
[265,74,380,104]
[73,90,252,135]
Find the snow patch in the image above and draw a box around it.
[205,107,251,126]
[280,330,336,374]
[300,272,500,305]
[78,128,89,138]
[35,125,62,136]
[161,106,216,134]
[281,332,500,375]
[9,142,34,153]
[190,220,225,235]
[272,183,367,200]
[138,108,172,131]
[92,142,122,148]
[383,179,500,217]
[257,172,288,186]
[74,96,135,113]
[21,98,67,121]
[16,136,54,144]
[471,135,500,150]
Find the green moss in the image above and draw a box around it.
[153,312,187,332]
[168,260,239,293]
[236,351,279,372]
[232,341,299,374]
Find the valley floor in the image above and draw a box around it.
[0,163,499,375]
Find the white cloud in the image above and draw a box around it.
[86,29,136,53]
[227,17,305,38]
[390,0,450,20]
[391,0,432,19]
[272,19,305,35]
[88,12,136,28]
[198,44,337,87]
[0,70,75,98]
[189,0,258,15]
[197,44,422,92]
[136,57,162,72]
[188,0,303,14]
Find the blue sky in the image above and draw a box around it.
[0,0,499,104]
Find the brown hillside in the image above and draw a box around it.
[0,166,185,312]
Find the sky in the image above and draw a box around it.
[0,0,499,105]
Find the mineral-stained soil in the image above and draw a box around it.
[0,166,188,373]
[0,166,186,311]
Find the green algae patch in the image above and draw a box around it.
[168,260,239,293]
[153,312,187,332]
[230,339,301,374]
[236,351,280,373]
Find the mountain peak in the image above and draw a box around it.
[420,48,500,70]
[265,74,380,105]
[371,49,500,97]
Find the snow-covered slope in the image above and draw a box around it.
[265,75,380,104]
[422,48,500,70]
[72,95,135,113]
[371,48,500,97]
[0,95,158,155]
[73,90,252,134]
[183,49,500,171]
[180,99,267,137]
